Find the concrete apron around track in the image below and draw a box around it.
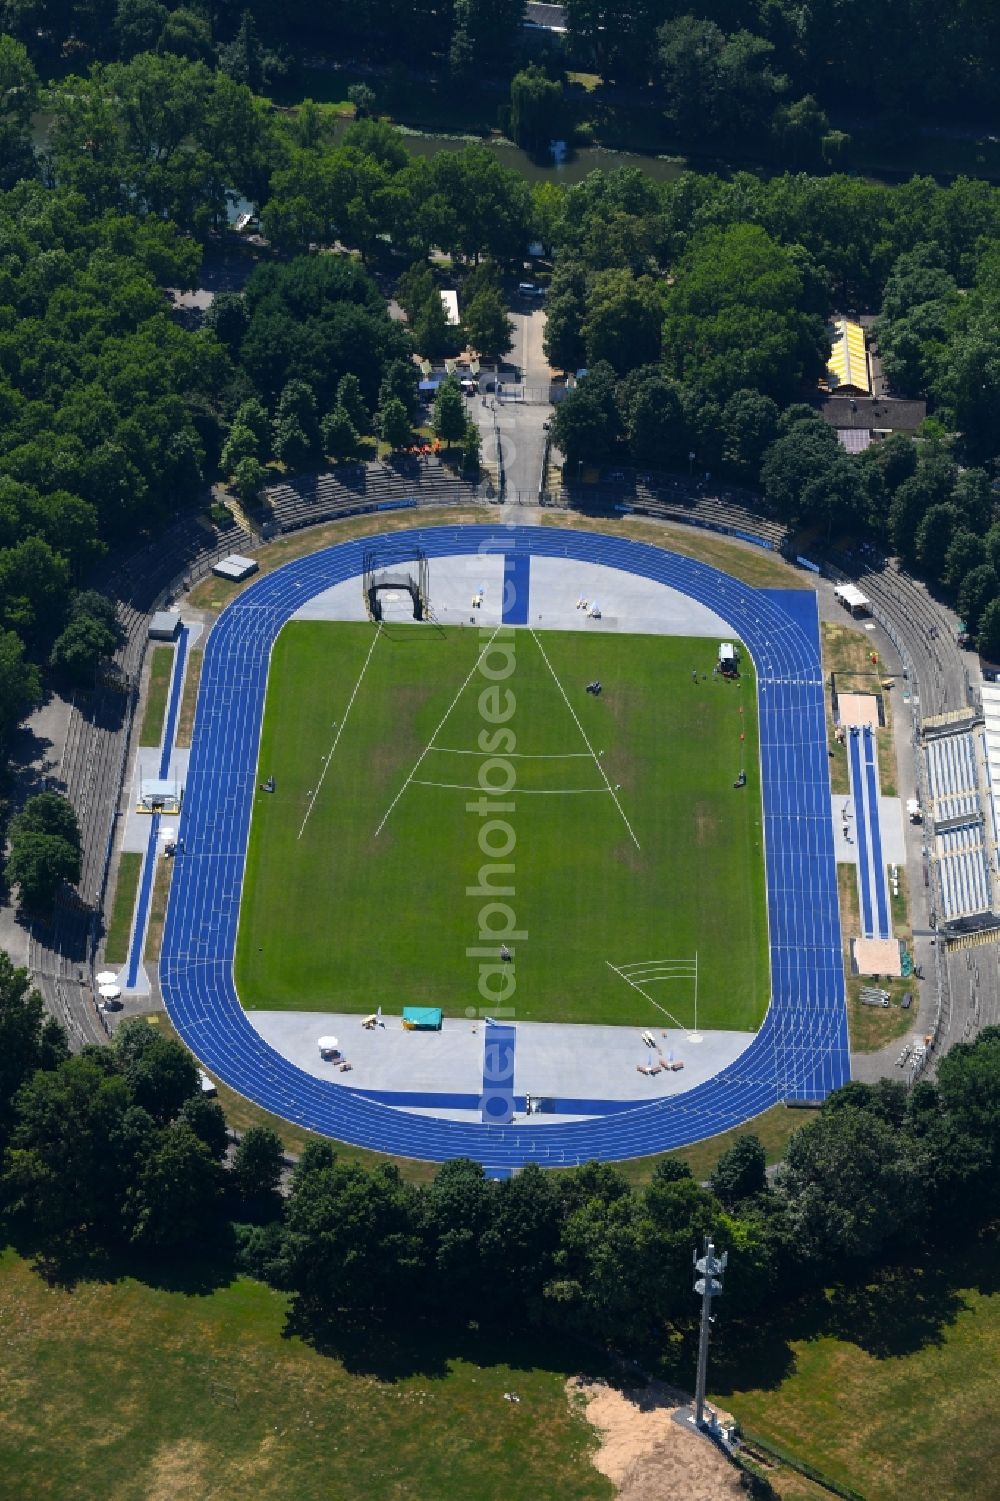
[113,621,203,999]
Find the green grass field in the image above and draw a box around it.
[234,622,768,1030]
[719,1243,1000,1501]
[0,1250,611,1501]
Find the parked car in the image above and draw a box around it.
[518,281,544,297]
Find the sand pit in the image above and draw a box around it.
[572,1378,745,1500]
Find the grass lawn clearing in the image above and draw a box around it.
[102,851,142,965]
[143,856,172,963]
[837,865,915,1051]
[234,622,768,1030]
[0,1249,611,1501]
[176,647,203,748]
[822,621,897,796]
[613,1103,811,1188]
[139,645,173,747]
[718,1243,1000,1501]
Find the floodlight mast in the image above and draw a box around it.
[692,1238,727,1428]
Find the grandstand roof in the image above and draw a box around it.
[817,396,926,432]
[826,318,870,394]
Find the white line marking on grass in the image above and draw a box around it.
[412,779,611,795]
[374,624,504,838]
[433,748,593,759]
[606,961,686,1030]
[529,628,641,850]
[298,624,382,841]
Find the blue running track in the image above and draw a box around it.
[160,526,849,1168]
[125,626,189,988]
[864,729,890,938]
[502,552,530,624]
[848,726,890,940]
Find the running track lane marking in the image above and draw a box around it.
[374,623,504,838]
[298,622,383,841]
[529,627,641,850]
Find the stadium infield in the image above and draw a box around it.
[234,621,769,1031]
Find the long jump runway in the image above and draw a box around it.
[160,525,848,1168]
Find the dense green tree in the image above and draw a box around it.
[433,377,466,448]
[937,1028,1000,1163]
[231,455,265,506]
[542,266,588,373]
[661,225,829,404]
[546,1188,648,1346]
[658,17,783,143]
[346,82,376,118]
[772,95,830,168]
[914,503,960,587]
[219,9,268,90]
[463,290,514,364]
[551,366,622,465]
[710,1135,767,1208]
[115,1031,199,1125]
[952,468,994,532]
[320,406,359,460]
[4,1055,143,1245]
[126,1120,221,1248]
[720,389,780,480]
[232,397,271,454]
[49,615,118,684]
[618,368,687,469]
[335,372,369,435]
[378,359,419,421]
[0,953,67,1156]
[582,270,664,374]
[206,292,250,355]
[115,0,170,59]
[0,536,71,645]
[220,423,260,475]
[642,1175,723,1325]
[272,379,320,466]
[379,396,412,451]
[232,1124,285,1205]
[240,255,408,410]
[0,630,41,750]
[0,34,38,189]
[423,1158,491,1317]
[778,1109,921,1266]
[283,1159,424,1325]
[942,529,987,598]
[396,260,437,323]
[510,65,564,155]
[760,418,841,523]
[957,564,998,635]
[480,1164,562,1310]
[178,1093,230,1161]
[888,460,955,563]
[978,598,1000,661]
[7,794,82,911]
[412,290,456,361]
[157,7,214,62]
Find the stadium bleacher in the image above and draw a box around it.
[925,730,995,920]
[262,460,485,533]
[926,732,980,824]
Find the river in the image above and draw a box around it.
[30,108,687,192]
